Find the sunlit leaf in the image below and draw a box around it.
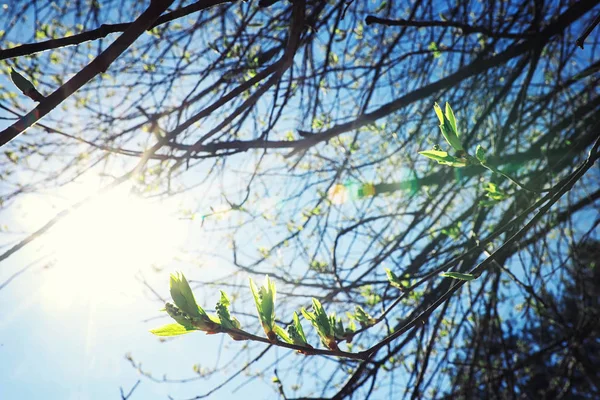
[150,323,195,337]
[302,298,338,350]
[250,275,277,340]
[274,325,292,343]
[385,268,406,290]
[215,291,243,338]
[169,272,203,318]
[445,102,458,137]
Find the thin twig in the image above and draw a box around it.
[120,380,141,400]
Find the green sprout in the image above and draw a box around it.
[150,272,221,337]
[385,268,409,291]
[421,103,543,193]
[274,312,312,352]
[151,273,355,354]
[301,298,341,351]
[351,306,376,328]
[249,275,277,341]
[419,102,469,167]
[149,323,196,337]
[215,291,245,341]
[434,102,464,152]
[169,272,201,317]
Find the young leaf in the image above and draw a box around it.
[433,102,444,125]
[169,272,203,318]
[439,123,464,152]
[288,312,310,347]
[446,103,460,137]
[433,102,464,152]
[440,272,476,281]
[444,102,458,137]
[215,291,245,340]
[150,323,195,337]
[419,150,467,167]
[385,268,406,290]
[249,275,277,341]
[483,182,508,201]
[165,302,194,328]
[274,325,292,344]
[302,298,338,350]
[165,302,220,334]
[419,149,451,162]
[353,306,376,327]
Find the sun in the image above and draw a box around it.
[33,183,187,308]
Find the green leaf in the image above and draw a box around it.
[444,103,458,137]
[170,272,203,318]
[439,124,464,152]
[302,298,338,350]
[419,149,450,162]
[475,145,486,163]
[441,221,462,240]
[433,102,444,125]
[433,103,463,152]
[353,306,375,327]
[150,323,195,337]
[385,268,406,290]
[440,272,476,281]
[419,149,467,167]
[274,325,292,343]
[288,312,309,346]
[249,276,277,339]
[215,290,241,331]
[428,42,441,58]
[360,285,382,306]
[483,182,508,202]
[331,314,346,338]
[375,1,388,13]
[165,302,194,328]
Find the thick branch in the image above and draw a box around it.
[365,16,531,39]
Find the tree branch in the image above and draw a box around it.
[0,0,234,61]
[0,0,179,149]
[365,16,531,39]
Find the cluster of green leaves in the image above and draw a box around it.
[384,268,409,291]
[301,299,354,351]
[150,273,221,337]
[480,182,509,207]
[274,312,311,351]
[418,102,468,167]
[151,273,373,354]
[420,102,534,197]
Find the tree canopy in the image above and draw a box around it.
[1,0,599,399]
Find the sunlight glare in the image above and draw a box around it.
[37,185,187,308]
